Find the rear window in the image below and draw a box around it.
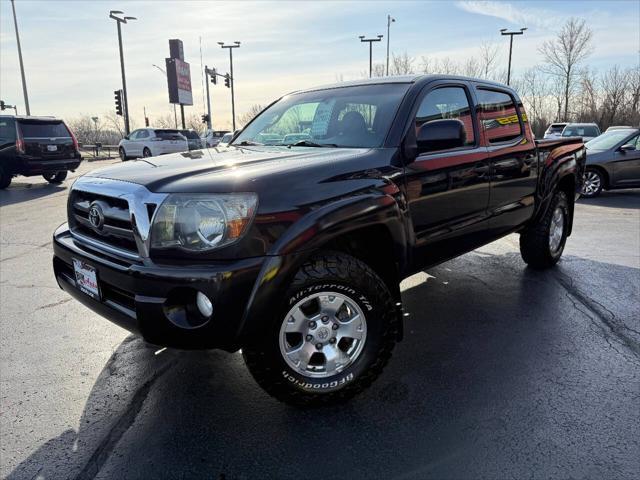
[0,118,17,143]
[562,126,599,137]
[154,129,184,140]
[18,121,70,138]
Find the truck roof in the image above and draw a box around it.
[294,74,513,95]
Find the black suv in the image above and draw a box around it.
[53,76,585,406]
[0,115,82,189]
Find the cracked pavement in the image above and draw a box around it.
[1,161,639,479]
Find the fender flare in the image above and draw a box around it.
[236,193,408,340]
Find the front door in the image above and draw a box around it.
[403,83,491,268]
[612,134,640,187]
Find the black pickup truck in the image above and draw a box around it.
[53,75,585,406]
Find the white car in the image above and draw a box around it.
[217,132,234,148]
[561,123,601,142]
[201,129,230,147]
[543,122,569,139]
[118,128,188,160]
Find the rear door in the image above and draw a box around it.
[475,87,538,235]
[126,130,142,157]
[17,120,74,159]
[403,81,491,267]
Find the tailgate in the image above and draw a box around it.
[18,120,75,159]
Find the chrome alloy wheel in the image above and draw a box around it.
[279,292,367,378]
[548,206,565,254]
[582,171,601,196]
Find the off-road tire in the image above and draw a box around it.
[0,166,11,189]
[242,251,399,407]
[43,171,68,184]
[520,190,569,269]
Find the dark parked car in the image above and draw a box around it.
[180,129,203,150]
[53,75,585,406]
[0,115,82,189]
[581,128,640,197]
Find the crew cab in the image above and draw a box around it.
[52,76,585,406]
[0,115,82,189]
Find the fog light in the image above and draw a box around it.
[196,291,213,318]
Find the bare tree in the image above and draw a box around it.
[538,18,593,120]
[599,65,629,129]
[461,57,482,78]
[238,104,264,128]
[479,42,499,80]
[390,52,415,75]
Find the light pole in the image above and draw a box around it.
[218,41,241,131]
[10,0,30,115]
[500,27,527,86]
[359,35,383,78]
[109,10,136,135]
[386,15,395,76]
[91,116,99,141]
[152,63,178,128]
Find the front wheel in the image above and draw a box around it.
[581,168,604,198]
[43,171,68,184]
[119,147,128,161]
[520,191,569,269]
[242,251,399,407]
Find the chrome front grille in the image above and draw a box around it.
[68,177,168,262]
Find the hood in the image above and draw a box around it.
[86,145,371,193]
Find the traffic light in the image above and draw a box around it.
[114,90,123,116]
[224,73,231,88]
[201,114,210,124]
[210,68,217,85]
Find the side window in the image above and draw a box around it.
[415,86,475,153]
[477,89,522,144]
[129,130,140,140]
[632,135,640,149]
[138,130,149,139]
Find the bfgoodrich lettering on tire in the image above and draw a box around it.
[242,251,399,407]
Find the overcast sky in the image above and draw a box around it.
[1,0,638,130]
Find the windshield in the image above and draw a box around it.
[562,125,599,137]
[234,83,410,148]
[221,133,233,143]
[155,129,184,140]
[585,130,637,150]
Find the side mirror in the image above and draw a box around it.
[417,119,466,154]
[124,135,130,140]
[619,143,635,153]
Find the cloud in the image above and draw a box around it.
[455,1,561,30]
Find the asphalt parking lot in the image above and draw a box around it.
[1,160,639,480]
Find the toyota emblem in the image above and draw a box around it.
[88,202,105,231]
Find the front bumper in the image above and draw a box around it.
[52,224,266,350]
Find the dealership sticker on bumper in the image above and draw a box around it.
[72,259,100,300]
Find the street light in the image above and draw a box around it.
[386,15,396,76]
[151,63,178,128]
[109,10,137,135]
[500,27,527,86]
[10,0,30,115]
[218,41,241,131]
[359,35,383,78]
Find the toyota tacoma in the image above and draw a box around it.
[53,75,585,406]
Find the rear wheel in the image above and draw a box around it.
[581,168,604,198]
[0,166,11,189]
[143,147,152,158]
[43,171,68,184]
[520,190,569,269]
[242,251,399,407]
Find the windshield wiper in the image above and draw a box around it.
[235,140,264,146]
[287,140,338,148]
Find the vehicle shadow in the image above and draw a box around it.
[577,189,640,209]
[0,182,67,207]
[6,253,640,480]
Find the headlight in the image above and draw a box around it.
[150,193,257,252]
